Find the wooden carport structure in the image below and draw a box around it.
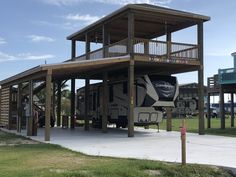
[0,4,210,141]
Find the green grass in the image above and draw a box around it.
[0,130,234,177]
[155,117,236,137]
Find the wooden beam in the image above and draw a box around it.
[70,79,75,129]
[57,81,62,127]
[102,72,108,133]
[70,39,76,129]
[231,93,234,127]
[197,22,205,135]
[17,83,22,132]
[166,107,172,131]
[219,85,225,129]
[45,70,52,141]
[207,93,211,128]
[27,80,33,136]
[84,78,90,131]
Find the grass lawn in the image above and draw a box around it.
[155,117,236,137]
[0,130,234,177]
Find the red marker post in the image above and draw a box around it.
[180,119,186,165]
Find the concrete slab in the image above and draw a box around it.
[3,127,236,169]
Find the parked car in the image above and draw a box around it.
[204,107,218,118]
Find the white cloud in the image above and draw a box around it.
[65,14,102,25]
[42,0,172,6]
[27,35,55,42]
[0,51,55,63]
[0,37,6,45]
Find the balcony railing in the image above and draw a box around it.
[219,68,236,84]
[75,38,199,61]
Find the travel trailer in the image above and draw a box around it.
[76,75,179,128]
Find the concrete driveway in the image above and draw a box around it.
[7,127,236,169]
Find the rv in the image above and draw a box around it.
[76,75,179,128]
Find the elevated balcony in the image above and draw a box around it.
[218,68,236,85]
[75,38,199,64]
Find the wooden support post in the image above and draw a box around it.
[166,107,172,131]
[70,39,76,129]
[102,72,108,133]
[52,82,56,125]
[128,12,135,137]
[84,79,90,131]
[181,119,186,165]
[27,80,33,136]
[197,22,205,135]
[84,33,91,131]
[17,83,22,132]
[57,81,62,127]
[219,85,225,129]
[166,32,171,59]
[128,62,135,137]
[207,93,211,128]
[8,86,12,130]
[45,70,52,141]
[231,93,234,127]
[71,79,75,129]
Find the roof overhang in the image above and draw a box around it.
[67,4,210,43]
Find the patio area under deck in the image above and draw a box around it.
[3,126,236,169]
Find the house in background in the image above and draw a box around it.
[207,52,236,129]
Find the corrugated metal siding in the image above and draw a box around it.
[0,87,9,127]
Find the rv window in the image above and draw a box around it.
[109,86,113,102]
[123,81,127,94]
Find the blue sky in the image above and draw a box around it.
[0,0,236,87]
